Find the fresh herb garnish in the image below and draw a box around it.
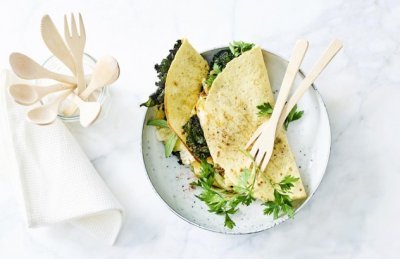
[284,104,304,130]
[140,40,182,107]
[147,119,178,157]
[204,41,254,88]
[192,158,256,229]
[257,103,304,130]
[263,175,299,219]
[229,41,255,57]
[147,119,169,128]
[193,151,299,228]
[256,102,273,117]
[182,115,210,160]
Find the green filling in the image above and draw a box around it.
[204,41,255,87]
[140,40,182,107]
[182,115,210,160]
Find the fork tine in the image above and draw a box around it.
[79,13,86,42]
[71,13,78,37]
[245,123,264,149]
[255,150,265,167]
[64,15,70,39]
[261,152,273,172]
[250,142,259,158]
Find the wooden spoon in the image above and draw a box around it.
[63,56,119,116]
[69,93,102,127]
[27,89,72,125]
[9,83,75,105]
[80,56,119,100]
[9,52,76,84]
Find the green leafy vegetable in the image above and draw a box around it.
[263,175,299,219]
[164,134,178,157]
[278,175,300,192]
[182,115,210,160]
[204,63,222,87]
[140,40,182,107]
[211,49,235,70]
[146,119,169,128]
[257,103,304,130]
[194,150,300,228]
[284,104,304,130]
[147,119,178,158]
[192,159,257,229]
[229,41,255,57]
[257,102,273,117]
[204,41,254,88]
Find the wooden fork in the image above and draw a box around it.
[246,40,309,170]
[64,13,86,94]
[246,39,343,172]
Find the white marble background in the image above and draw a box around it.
[0,0,399,258]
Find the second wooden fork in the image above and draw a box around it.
[64,13,86,94]
[246,39,343,172]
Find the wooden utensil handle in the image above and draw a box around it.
[278,39,343,131]
[270,40,309,123]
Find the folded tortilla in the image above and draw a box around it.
[164,39,209,145]
[197,47,307,201]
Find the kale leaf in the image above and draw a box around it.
[182,115,210,160]
[210,49,235,70]
[140,40,182,107]
[204,41,254,88]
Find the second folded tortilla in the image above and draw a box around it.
[197,47,307,201]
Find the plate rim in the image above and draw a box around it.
[140,47,332,235]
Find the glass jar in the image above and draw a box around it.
[39,54,111,124]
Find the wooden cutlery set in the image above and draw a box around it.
[8,14,120,127]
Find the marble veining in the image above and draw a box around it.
[0,0,400,258]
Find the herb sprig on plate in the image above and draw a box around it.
[257,102,304,130]
[191,156,256,229]
[263,175,299,219]
[193,151,298,229]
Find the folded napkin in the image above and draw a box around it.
[0,69,124,245]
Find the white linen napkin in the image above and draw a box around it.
[0,69,124,245]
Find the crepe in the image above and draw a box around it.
[164,39,209,145]
[197,47,307,202]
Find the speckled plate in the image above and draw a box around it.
[141,48,331,234]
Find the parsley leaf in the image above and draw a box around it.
[284,104,304,130]
[257,102,273,117]
[192,159,257,229]
[147,119,169,128]
[263,175,299,219]
[229,41,255,57]
[257,103,304,130]
[279,175,299,192]
[193,151,300,227]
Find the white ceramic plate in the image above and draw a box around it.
[141,48,331,234]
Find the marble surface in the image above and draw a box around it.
[0,0,399,258]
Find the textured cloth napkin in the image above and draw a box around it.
[0,70,124,245]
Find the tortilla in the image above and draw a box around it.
[164,39,209,145]
[197,47,307,202]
